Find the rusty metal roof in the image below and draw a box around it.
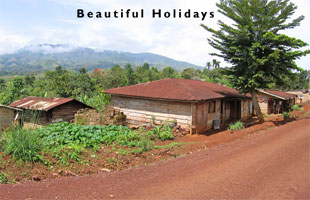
[261,90,297,100]
[0,104,22,111]
[9,97,90,111]
[105,78,249,102]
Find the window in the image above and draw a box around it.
[209,101,215,113]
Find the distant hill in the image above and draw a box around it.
[0,44,203,75]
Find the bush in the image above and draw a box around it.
[283,112,290,120]
[299,107,304,111]
[4,129,42,163]
[50,144,85,164]
[228,121,244,131]
[291,104,299,111]
[0,132,5,152]
[0,172,9,184]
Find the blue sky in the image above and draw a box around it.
[0,0,309,69]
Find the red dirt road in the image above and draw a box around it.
[1,119,309,199]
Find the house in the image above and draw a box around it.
[257,90,297,114]
[9,97,92,125]
[105,78,252,134]
[287,90,310,103]
[0,104,22,130]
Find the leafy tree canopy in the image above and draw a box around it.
[201,0,310,122]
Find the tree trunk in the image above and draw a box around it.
[251,89,264,123]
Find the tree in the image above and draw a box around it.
[161,66,177,78]
[0,77,25,105]
[125,64,136,85]
[201,0,310,123]
[0,78,6,91]
[212,59,221,69]
[206,62,212,70]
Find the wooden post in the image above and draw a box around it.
[223,101,226,125]
[234,100,237,122]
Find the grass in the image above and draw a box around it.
[228,121,244,131]
[0,172,10,184]
[4,129,43,163]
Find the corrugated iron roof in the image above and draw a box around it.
[261,90,297,100]
[105,78,249,102]
[0,104,22,111]
[9,97,90,111]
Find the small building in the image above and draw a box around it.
[287,90,310,103]
[257,90,297,114]
[105,78,252,134]
[0,104,22,130]
[9,97,92,125]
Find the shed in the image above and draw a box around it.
[9,97,92,125]
[257,90,297,114]
[105,78,252,134]
[0,104,22,130]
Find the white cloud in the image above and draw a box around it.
[0,0,309,69]
[0,31,29,54]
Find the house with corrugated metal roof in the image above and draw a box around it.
[105,78,252,134]
[257,90,297,114]
[9,97,92,125]
[0,104,22,130]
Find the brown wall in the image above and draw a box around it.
[257,92,295,114]
[22,101,89,125]
[0,108,16,130]
[111,96,251,134]
[111,96,192,130]
[51,101,88,123]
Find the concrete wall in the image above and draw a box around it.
[257,93,270,114]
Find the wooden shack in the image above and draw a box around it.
[105,78,252,134]
[0,105,22,130]
[257,90,297,114]
[9,97,92,125]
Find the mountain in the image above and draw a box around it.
[0,44,203,75]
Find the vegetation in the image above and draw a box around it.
[291,104,299,111]
[228,121,245,131]
[0,172,10,184]
[283,112,290,120]
[0,63,236,110]
[202,0,310,123]
[1,122,175,165]
[4,129,43,163]
[0,46,203,75]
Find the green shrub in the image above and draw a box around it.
[152,124,174,141]
[299,107,304,111]
[34,122,133,149]
[0,132,5,152]
[50,144,85,164]
[138,133,154,152]
[0,172,9,184]
[228,121,244,131]
[291,104,299,111]
[4,129,42,163]
[283,112,290,120]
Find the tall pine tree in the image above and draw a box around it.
[202,0,310,122]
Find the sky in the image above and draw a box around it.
[0,0,309,69]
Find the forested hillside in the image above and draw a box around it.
[0,44,203,75]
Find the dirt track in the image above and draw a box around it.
[1,118,309,199]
